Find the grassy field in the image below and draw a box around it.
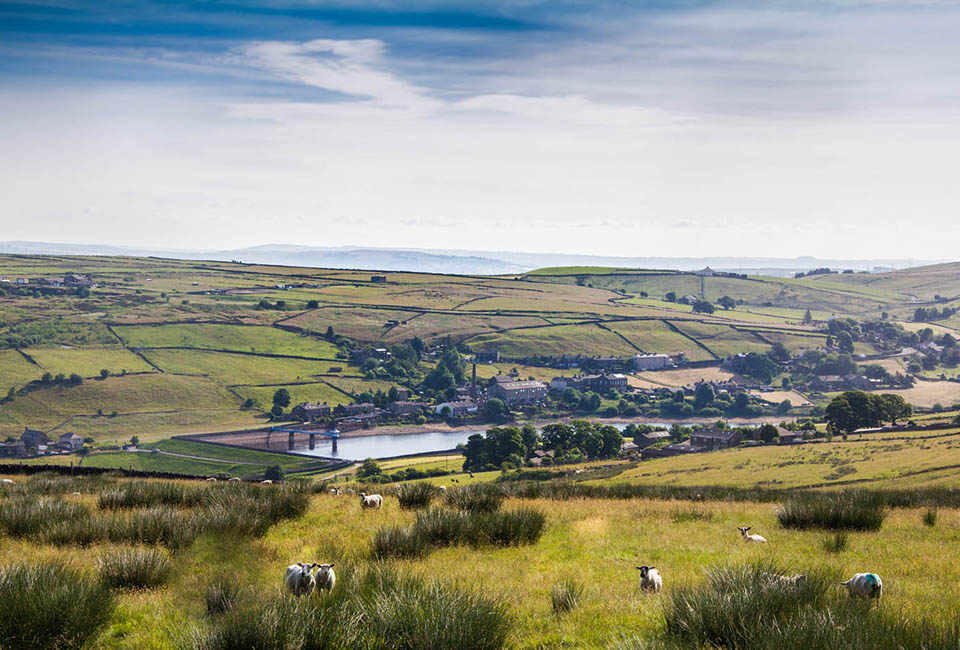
[26,346,155,377]
[466,323,641,357]
[141,349,349,385]
[0,349,44,392]
[634,367,738,388]
[0,473,958,649]
[603,320,716,360]
[232,382,353,409]
[113,324,340,358]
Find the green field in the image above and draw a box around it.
[466,323,640,357]
[142,349,349,385]
[113,323,340,358]
[603,320,716,360]
[26,346,155,377]
[0,349,44,391]
[232,382,353,409]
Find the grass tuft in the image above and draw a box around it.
[205,580,241,617]
[923,507,938,527]
[97,547,172,590]
[776,490,886,531]
[551,579,584,614]
[821,531,849,554]
[445,483,505,513]
[395,481,440,510]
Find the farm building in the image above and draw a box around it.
[489,377,548,406]
[292,402,332,421]
[689,429,742,450]
[631,353,672,371]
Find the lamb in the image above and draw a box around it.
[841,573,883,600]
[314,563,336,592]
[636,565,662,593]
[284,562,317,597]
[359,492,383,509]
[738,526,767,543]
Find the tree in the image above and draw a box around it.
[692,300,715,314]
[356,457,382,479]
[733,392,750,411]
[99,368,110,379]
[264,465,284,482]
[272,388,291,409]
[694,383,715,409]
[306,300,319,309]
[717,296,737,310]
[439,405,452,418]
[665,291,677,303]
[803,309,813,324]
[68,373,83,386]
[836,331,854,354]
[770,342,790,362]
[270,404,284,418]
[877,394,912,425]
[825,391,884,434]
[410,336,425,358]
[777,399,792,414]
[325,326,335,339]
[758,423,779,443]
[130,435,140,446]
[484,397,508,419]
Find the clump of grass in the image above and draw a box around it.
[40,516,110,547]
[923,507,938,527]
[111,506,198,549]
[0,496,92,538]
[395,481,440,510]
[821,531,849,553]
[187,565,510,650]
[0,562,115,650]
[670,507,712,523]
[412,507,467,546]
[469,507,547,546]
[551,579,584,614]
[97,548,172,589]
[776,490,886,531]
[372,525,429,560]
[98,480,204,509]
[205,580,241,617]
[445,483,504,513]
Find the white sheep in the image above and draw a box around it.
[738,526,767,543]
[71,491,82,496]
[842,573,883,600]
[228,477,241,482]
[284,562,317,597]
[359,492,383,509]
[437,485,447,491]
[314,563,336,592]
[261,479,273,484]
[636,565,662,593]
[329,486,341,496]
[205,477,217,482]
[1,478,15,485]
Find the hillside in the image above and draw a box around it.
[1,255,959,445]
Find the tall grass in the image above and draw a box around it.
[821,531,849,553]
[776,490,887,531]
[658,561,960,650]
[98,480,204,509]
[923,507,938,527]
[372,525,429,560]
[205,580,241,617]
[97,548,172,589]
[551,579,584,614]
[445,483,504,513]
[395,481,440,510]
[0,496,92,538]
[184,565,510,650]
[0,562,115,650]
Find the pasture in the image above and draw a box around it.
[0,474,958,649]
[112,324,340,359]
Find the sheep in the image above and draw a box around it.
[205,477,217,482]
[71,491,82,497]
[228,477,241,483]
[261,479,273,484]
[1,479,15,485]
[359,492,383,509]
[284,562,317,597]
[636,565,662,593]
[329,486,341,496]
[314,563,336,592]
[437,485,447,491]
[841,573,883,600]
[738,526,767,543]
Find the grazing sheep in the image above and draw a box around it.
[842,573,883,600]
[763,572,806,587]
[359,492,383,509]
[314,563,336,592]
[738,526,767,543]
[1,479,15,485]
[437,485,447,491]
[205,477,217,482]
[261,479,273,484]
[71,491,82,496]
[636,565,662,593]
[284,563,317,597]
[329,486,341,496]
[228,477,241,483]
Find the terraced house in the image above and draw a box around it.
[489,376,548,406]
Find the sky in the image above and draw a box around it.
[1,0,960,259]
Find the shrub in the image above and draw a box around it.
[0,496,92,538]
[445,483,504,513]
[923,507,938,527]
[551,579,584,614]
[470,507,546,546]
[395,481,440,510]
[0,562,115,650]
[776,490,886,531]
[97,548,172,589]
[205,580,241,617]
[412,508,467,547]
[372,525,428,560]
[112,506,197,549]
[821,531,848,553]
[98,480,204,509]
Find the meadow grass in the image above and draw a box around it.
[776,490,887,531]
[821,531,849,553]
[98,548,173,590]
[394,481,440,510]
[551,578,584,614]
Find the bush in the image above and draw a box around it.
[187,566,510,650]
[97,548,172,589]
[0,562,115,650]
[551,579,584,614]
[776,490,887,531]
[372,525,429,560]
[205,580,241,617]
[923,507,938,527]
[821,531,848,553]
[395,481,440,510]
[445,483,504,513]
[0,496,92,538]
[98,480,204,509]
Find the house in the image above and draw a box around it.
[677,294,698,305]
[15,278,28,285]
[0,440,27,458]
[488,378,548,406]
[634,431,671,449]
[45,277,65,287]
[64,273,93,287]
[370,275,387,283]
[694,267,715,277]
[0,276,9,283]
[435,399,478,417]
[20,427,49,449]
[689,429,742,450]
[778,430,804,444]
[550,376,572,392]
[590,356,621,369]
[291,402,332,421]
[555,354,585,369]
[632,353,672,371]
[338,402,376,416]
[528,449,556,466]
[393,387,411,400]
[642,439,703,459]
[389,401,422,416]
[620,440,639,455]
[596,373,628,393]
[58,432,84,451]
